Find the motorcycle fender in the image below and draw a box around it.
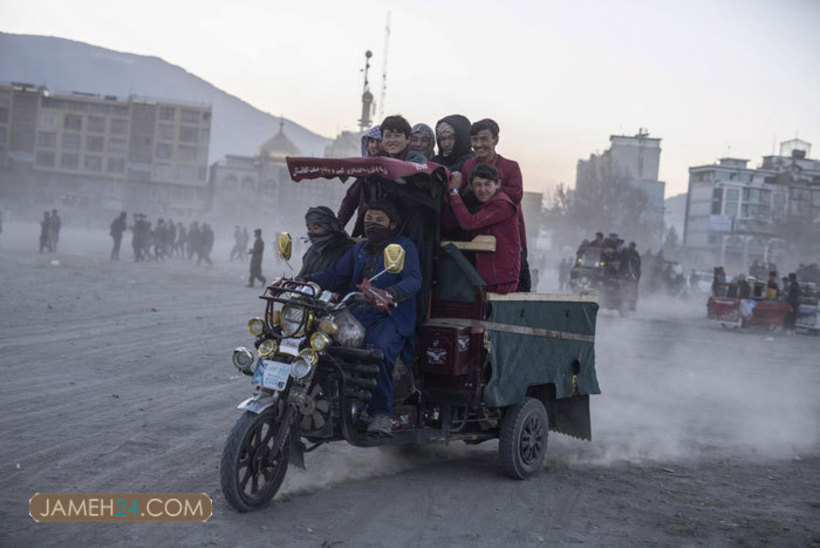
[237,393,279,414]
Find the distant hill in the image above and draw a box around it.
[0,33,332,161]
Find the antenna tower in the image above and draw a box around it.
[358,50,373,131]
[378,11,391,121]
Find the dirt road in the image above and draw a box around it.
[1,224,818,547]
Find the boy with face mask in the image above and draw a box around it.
[297,206,354,278]
[309,199,421,434]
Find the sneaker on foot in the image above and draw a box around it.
[366,414,392,434]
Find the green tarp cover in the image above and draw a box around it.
[436,244,486,302]
[482,296,600,407]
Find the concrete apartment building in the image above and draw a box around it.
[683,139,820,270]
[0,82,211,219]
[576,129,666,247]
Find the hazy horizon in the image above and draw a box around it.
[2,0,819,197]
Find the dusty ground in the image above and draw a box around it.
[1,222,818,547]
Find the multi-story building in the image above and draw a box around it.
[683,139,820,270]
[0,82,211,219]
[575,130,666,247]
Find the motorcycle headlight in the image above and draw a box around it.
[310,332,330,352]
[281,304,307,337]
[257,339,278,359]
[232,346,255,375]
[266,309,281,326]
[318,319,338,335]
[303,281,322,296]
[332,309,366,348]
[247,317,265,337]
[290,349,317,380]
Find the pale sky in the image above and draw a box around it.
[2,0,819,197]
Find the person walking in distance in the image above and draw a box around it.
[558,258,570,292]
[785,273,801,334]
[187,221,200,260]
[174,222,186,257]
[49,209,61,252]
[247,228,266,288]
[39,211,51,253]
[198,223,214,266]
[230,226,243,261]
[110,211,127,260]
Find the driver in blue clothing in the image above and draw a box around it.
[309,199,421,434]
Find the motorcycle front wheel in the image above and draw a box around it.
[220,409,289,512]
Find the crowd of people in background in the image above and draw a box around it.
[108,211,220,265]
[230,226,251,263]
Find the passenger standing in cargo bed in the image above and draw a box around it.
[444,163,521,294]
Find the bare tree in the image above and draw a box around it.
[543,157,652,249]
[541,183,580,252]
[574,158,650,241]
[663,225,681,259]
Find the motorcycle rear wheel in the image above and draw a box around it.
[220,409,289,512]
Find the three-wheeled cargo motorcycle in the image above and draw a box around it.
[569,244,638,315]
[219,157,601,512]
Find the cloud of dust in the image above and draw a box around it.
[279,443,485,498]
[553,293,820,467]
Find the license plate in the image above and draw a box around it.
[279,337,302,356]
[251,359,291,391]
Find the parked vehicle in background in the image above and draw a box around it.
[707,276,790,330]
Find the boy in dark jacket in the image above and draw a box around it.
[430,114,474,171]
[298,206,354,277]
[110,211,127,260]
[310,199,421,434]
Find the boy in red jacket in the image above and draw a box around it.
[458,119,530,291]
[446,164,521,294]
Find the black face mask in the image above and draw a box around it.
[364,221,395,250]
[307,231,334,247]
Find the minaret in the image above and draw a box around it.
[359,50,374,132]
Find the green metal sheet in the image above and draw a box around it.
[482,297,600,408]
